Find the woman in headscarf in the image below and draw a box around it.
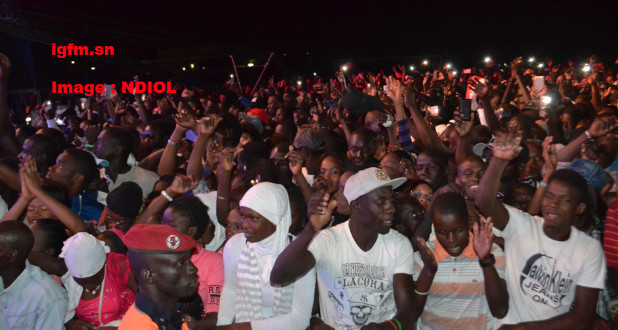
[60,232,136,329]
[217,182,315,329]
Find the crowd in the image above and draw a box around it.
[0,50,618,330]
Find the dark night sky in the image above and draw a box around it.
[3,0,617,89]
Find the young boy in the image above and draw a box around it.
[414,192,508,329]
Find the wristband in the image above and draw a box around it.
[391,318,402,330]
[479,254,496,268]
[414,289,429,296]
[84,144,94,149]
[202,170,212,177]
[539,181,547,189]
[585,130,594,141]
[161,190,174,202]
[167,139,179,148]
[384,319,397,330]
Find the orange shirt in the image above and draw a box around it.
[119,304,189,330]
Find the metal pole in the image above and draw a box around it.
[229,55,242,93]
[250,52,274,96]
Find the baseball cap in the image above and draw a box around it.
[343,167,406,203]
[473,143,493,158]
[239,112,264,135]
[569,159,606,192]
[107,182,143,218]
[248,108,269,124]
[123,224,196,254]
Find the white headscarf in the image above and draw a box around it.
[239,182,292,267]
[235,182,294,321]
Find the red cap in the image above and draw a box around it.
[123,224,196,254]
[248,108,269,124]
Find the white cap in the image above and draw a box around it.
[344,167,406,203]
[59,232,109,278]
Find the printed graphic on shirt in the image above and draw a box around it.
[329,263,395,329]
[208,285,221,305]
[519,253,574,307]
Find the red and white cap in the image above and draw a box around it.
[123,224,196,254]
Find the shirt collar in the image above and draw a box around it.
[134,292,185,330]
[434,233,477,263]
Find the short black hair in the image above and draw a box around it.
[169,196,209,239]
[0,221,34,259]
[32,219,68,257]
[430,192,468,224]
[548,169,588,203]
[64,148,98,187]
[103,127,135,160]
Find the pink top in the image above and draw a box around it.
[76,253,135,326]
[191,246,224,314]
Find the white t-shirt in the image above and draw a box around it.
[108,166,159,199]
[498,205,606,325]
[308,221,415,329]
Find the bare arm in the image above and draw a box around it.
[271,192,335,286]
[0,53,19,158]
[453,111,475,165]
[215,148,234,228]
[187,117,221,181]
[501,77,515,105]
[20,158,86,233]
[132,79,150,126]
[557,116,616,162]
[514,73,530,106]
[404,90,449,153]
[1,196,30,222]
[135,175,197,225]
[475,133,521,231]
[157,124,188,177]
[528,137,556,215]
[287,147,313,203]
[334,106,351,144]
[412,237,437,319]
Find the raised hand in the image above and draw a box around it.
[286,146,305,176]
[492,132,522,161]
[174,109,197,130]
[386,76,403,104]
[416,236,438,274]
[374,135,387,160]
[205,138,223,170]
[453,110,475,137]
[84,124,102,145]
[588,116,617,138]
[22,156,43,195]
[469,77,490,99]
[541,136,557,172]
[197,115,222,137]
[166,175,198,198]
[472,217,495,262]
[307,192,337,232]
[18,163,35,201]
[216,147,236,173]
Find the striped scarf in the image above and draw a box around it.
[235,236,294,322]
[235,182,295,322]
